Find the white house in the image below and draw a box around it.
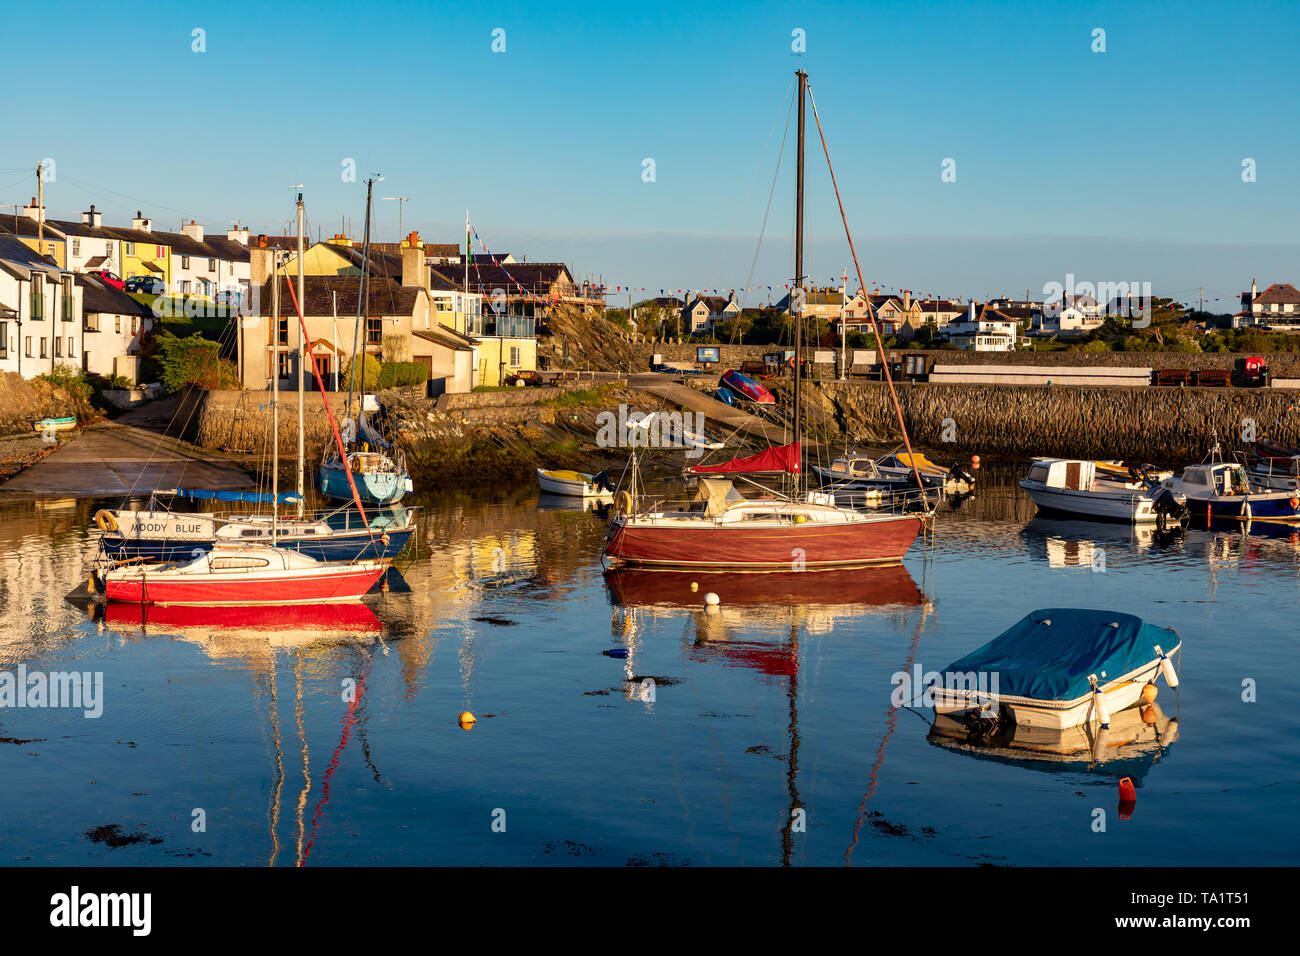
[0,234,84,378]
[77,274,152,382]
[942,303,1018,351]
[682,294,740,334]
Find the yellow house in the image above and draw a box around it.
[2,207,66,267]
[428,265,536,387]
[108,214,172,291]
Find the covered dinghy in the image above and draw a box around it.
[933,609,1182,730]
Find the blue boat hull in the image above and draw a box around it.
[318,463,409,505]
[100,526,413,563]
[1187,492,1300,523]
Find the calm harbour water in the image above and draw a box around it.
[1,470,1297,866]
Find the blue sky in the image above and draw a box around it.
[2,0,1297,309]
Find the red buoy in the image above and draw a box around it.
[1118,777,1136,801]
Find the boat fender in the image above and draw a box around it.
[380,533,391,548]
[1141,681,1158,704]
[1290,495,1298,511]
[1089,674,1110,729]
[615,490,633,515]
[1117,776,1137,820]
[94,510,119,534]
[1154,644,1179,689]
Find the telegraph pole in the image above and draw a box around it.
[296,193,305,517]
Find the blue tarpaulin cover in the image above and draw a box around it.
[943,609,1179,702]
[174,489,303,504]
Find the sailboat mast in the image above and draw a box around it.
[349,179,374,427]
[296,194,306,517]
[793,68,807,498]
[272,253,280,544]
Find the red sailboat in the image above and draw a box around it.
[99,194,387,608]
[603,70,929,571]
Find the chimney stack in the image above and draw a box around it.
[181,219,204,241]
[227,222,250,246]
[21,197,43,221]
[401,241,428,289]
[81,204,102,228]
[132,211,152,232]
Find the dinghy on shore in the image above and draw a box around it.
[930,609,1181,731]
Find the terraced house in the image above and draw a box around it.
[0,234,83,378]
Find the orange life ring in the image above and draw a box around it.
[787,355,796,369]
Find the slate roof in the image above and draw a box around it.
[254,274,420,317]
[1254,282,1300,305]
[76,274,153,316]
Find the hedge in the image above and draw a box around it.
[378,361,429,388]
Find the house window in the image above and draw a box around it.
[25,337,32,357]
[30,280,44,320]
[181,255,190,269]
[208,258,216,272]
[84,314,98,331]
[365,317,382,344]
[105,242,113,256]
[277,316,288,345]
[72,239,81,256]
[156,245,163,257]
[62,276,74,320]
[277,350,290,379]
[125,242,135,256]
[132,317,139,334]
[115,316,121,333]
[40,337,48,358]
[68,337,74,356]
[55,337,62,357]
[509,346,521,367]
[0,322,7,359]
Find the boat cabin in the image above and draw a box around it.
[173,546,320,574]
[1024,459,1097,491]
[824,456,886,481]
[1178,463,1251,496]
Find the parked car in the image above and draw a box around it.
[123,275,164,295]
[87,270,125,290]
[213,289,243,307]
[505,370,544,387]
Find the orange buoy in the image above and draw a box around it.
[458,711,477,728]
[1141,704,1158,724]
[1141,682,1158,704]
[1118,777,1136,801]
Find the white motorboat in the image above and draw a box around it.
[1019,458,1186,524]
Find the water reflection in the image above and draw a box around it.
[928,700,1180,785]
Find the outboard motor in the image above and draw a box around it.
[592,470,615,493]
[1150,484,1188,529]
[949,461,976,486]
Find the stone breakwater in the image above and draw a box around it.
[803,381,1300,464]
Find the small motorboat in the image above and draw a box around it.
[1166,461,1300,524]
[930,608,1182,731]
[34,416,76,433]
[1247,438,1300,492]
[1020,458,1187,524]
[877,451,977,492]
[536,467,615,499]
[812,452,917,491]
[718,369,775,404]
[99,546,386,607]
[319,447,412,505]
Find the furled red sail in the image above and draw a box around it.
[687,441,800,474]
